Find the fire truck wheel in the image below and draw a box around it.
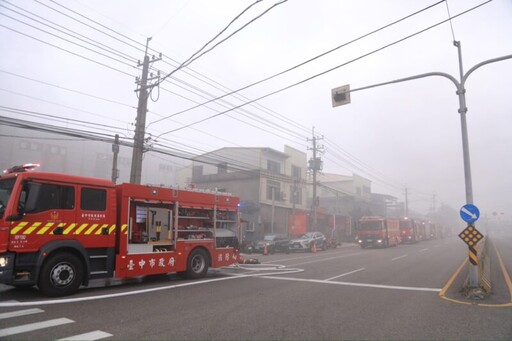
[38,253,84,297]
[184,248,209,279]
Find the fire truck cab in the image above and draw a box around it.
[0,165,240,296]
[357,216,400,248]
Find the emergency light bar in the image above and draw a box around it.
[3,163,41,174]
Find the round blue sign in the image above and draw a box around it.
[460,204,480,223]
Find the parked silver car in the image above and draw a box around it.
[289,232,326,252]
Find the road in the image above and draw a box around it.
[1,232,511,340]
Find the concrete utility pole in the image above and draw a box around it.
[308,127,324,231]
[334,42,512,288]
[404,187,409,217]
[111,134,119,183]
[130,38,161,184]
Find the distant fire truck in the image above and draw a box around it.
[399,217,420,243]
[357,216,400,248]
[0,164,240,296]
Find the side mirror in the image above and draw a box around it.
[6,214,22,222]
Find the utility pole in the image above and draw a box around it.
[291,179,297,237]
[111,134,119,183]
[308,127,324,231]
[130,37,161,184]
[404,187,409,217]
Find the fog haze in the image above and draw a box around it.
[1,0,511,221]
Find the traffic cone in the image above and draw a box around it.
[263,244,268,255]
[311,241,317,253]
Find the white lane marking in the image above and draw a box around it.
[0,308,44,319]
[261,275,441,292]
[0,266,304,307]
[419,248,429,252]
[392,255,408,261]
[325,268,365,281]
[0,318,74,337]
[264,247,365,264]
[57,330,113,340]
[287,252,366,267]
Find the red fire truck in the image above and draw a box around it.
[399,217,420,243]
[0,165,240,296]
[357,216,400,248]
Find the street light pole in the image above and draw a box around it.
[337,43,512,288]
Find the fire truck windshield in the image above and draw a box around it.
[359,221,384,230]
[0,178,16,219]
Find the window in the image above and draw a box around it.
[291,165,302,179]
[217,162,228,174]
[23,182,75,213]
[267,160,281,174]
[266,180,280,200]
[81,188,106,211]
[290,186,302,205]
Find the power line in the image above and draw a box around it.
[155,1,491,137]
[150,0,446,127]
[158,0,287,85]
[0,69,135,109]
[0,24,135,78]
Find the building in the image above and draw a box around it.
[178,146,309,240]
[0,126,182,186]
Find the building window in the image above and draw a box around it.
[192,165,203,178]
[158,164,173,172]
[291,165,301,179]
[217,162,228,174]
[267,160,281,174]
[290,186,302,205]
[267,180,280,200]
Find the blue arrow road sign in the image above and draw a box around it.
[460,204,480,223]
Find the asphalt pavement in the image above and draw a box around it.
[0,232,511,340]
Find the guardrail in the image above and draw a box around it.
[478,237,491,293]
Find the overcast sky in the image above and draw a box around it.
[1,0,511,220]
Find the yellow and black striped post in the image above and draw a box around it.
[468,244,478,266]
[458,224,483,285]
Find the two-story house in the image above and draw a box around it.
[177,145,308,240]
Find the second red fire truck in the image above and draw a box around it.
[357,216,400,248]
[0,164,241,296]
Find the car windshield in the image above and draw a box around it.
[300,233,315,239]
[359,221,384,230]
[0,178,16,219]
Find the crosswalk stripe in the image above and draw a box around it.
[0,318,74,337]
[56,330,113,340]
[0,308,44,320]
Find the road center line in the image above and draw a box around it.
[325,268,365,281]
[392,255,408,261]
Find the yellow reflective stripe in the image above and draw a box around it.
[84,224,98,235]
[39,223,53,235]
[121,224,128,234]
[74,224,88,235]
[95,224,109,235]
[63,223,76,235]
[23,223,40,235]
[10,222,29,235]
[9,222,117,235]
